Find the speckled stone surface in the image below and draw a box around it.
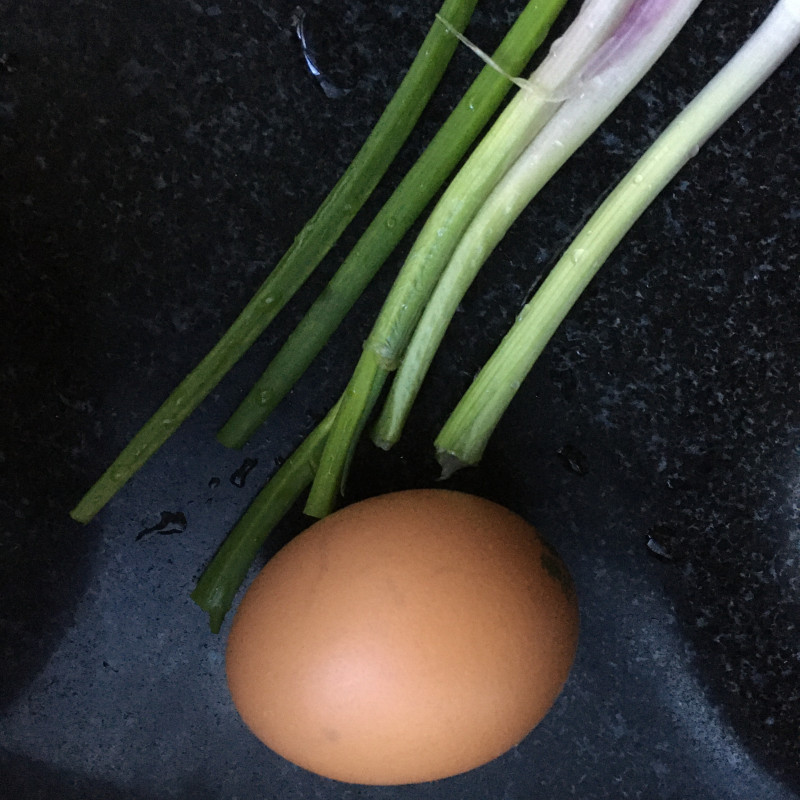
[1,0,798,797]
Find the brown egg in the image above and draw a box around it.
[225,489,579,785]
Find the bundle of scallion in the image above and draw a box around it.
[69,0,800,634]
[193,0,799,632]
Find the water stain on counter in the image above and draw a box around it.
[135,511,188,541]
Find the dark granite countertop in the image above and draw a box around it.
[1,0,798,797]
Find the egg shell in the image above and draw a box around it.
[225,489,579,785]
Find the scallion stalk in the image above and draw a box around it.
[215,0,568,450]
[372,0,703,449]
[304,0,681,517]
[435,0,800,473]
[69,0,479,524]
[191,401,340,633]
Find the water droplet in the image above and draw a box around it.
[263,296,274,305]
[633,173,644,185]
[386,217,396,230]
[135,510,188,541]
[230,457,258,488]
[556,444,588,476]
[571,248,586,264]
[645,524,678,562]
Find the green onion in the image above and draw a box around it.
[215,0,568,450]
[191,401,340,633]
[69,0,479,524]
[372,0,703,449]
[435,0,800,474]
[305,0,688,517]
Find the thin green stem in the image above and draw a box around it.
[435,0,800,472]
[69,0,478,524]
[191,400,339,632]
[304,350,389,517]
[216,0,568,450]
